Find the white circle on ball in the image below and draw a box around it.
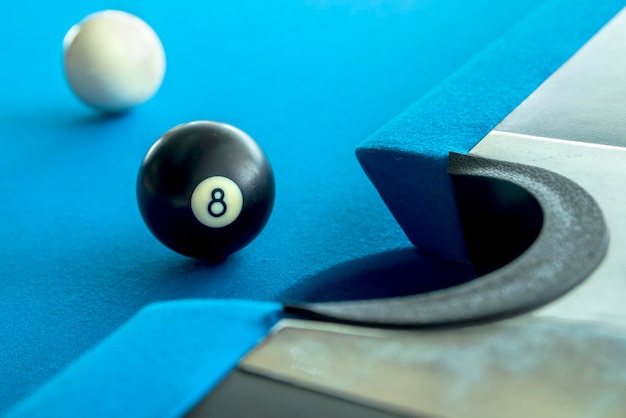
[63,10,166,112]
[191,176,244,228]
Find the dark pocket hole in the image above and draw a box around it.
[452,174,544,277]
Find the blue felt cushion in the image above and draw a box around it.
[5,300,280,418]
[356,0,625,263]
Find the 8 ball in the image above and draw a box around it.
[137,121,275,260]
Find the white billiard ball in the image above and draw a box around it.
[63,10,166,113]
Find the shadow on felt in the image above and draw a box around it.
[282,247,476,303]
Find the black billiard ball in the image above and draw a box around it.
[136,121,275,260]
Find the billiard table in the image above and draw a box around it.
[1,0,625,416]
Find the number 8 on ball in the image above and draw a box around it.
[136,121,275,261]
[191,177,244,228]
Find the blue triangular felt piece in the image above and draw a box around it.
[356,0,625,263]
[6,300,280,418]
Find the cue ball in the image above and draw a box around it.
[136,121,275,260]
[63,10,166,112]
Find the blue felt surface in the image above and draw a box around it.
[1,0,605,414]
[5,300,280,418]
[357,0,626,263]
